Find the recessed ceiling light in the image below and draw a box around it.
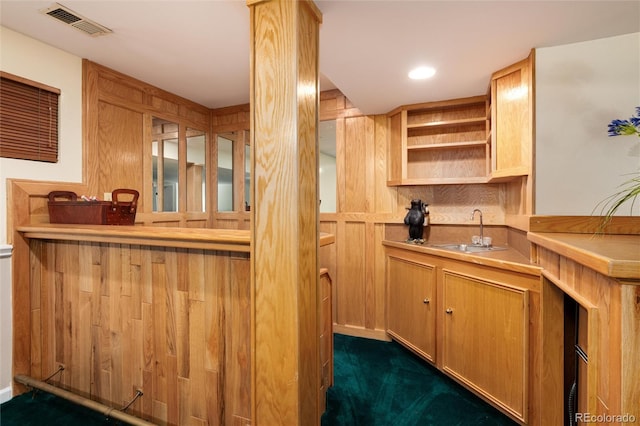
[409,66,436,80]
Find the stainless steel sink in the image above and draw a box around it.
[432,243,508,253]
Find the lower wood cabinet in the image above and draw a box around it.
[442,270,529,422]
[387,256,436,362]
[384,243,541,424]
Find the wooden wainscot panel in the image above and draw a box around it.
[22,239,250,425]
[211,104,251,133]
[97,74,144,105]
[181,105,209,127]
[9,179,90,394]
[320,89,345,117]
[7,179,90,232]
[84,59,212,206]
[319,89,363,121]
[540,276,565,426]
[336,222,366,328]
[319,269,333,413]
[227,255,252,424]
[87,60,210,129]
[342,116,374,213]
[97,101,144,200]
[621,284,640,417]
[150,95,179,116]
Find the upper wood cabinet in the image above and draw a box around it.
[489,51,534,180]
[387,96,491,186]
[387,52,534,186]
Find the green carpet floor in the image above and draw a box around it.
[322,333,518,426]
[1,333,517,425]
[0,391,110,425]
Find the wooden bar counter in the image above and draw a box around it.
[16,224,335,252]
[528,222,640,425]
[528,232,640,279]
[13,224,334,425]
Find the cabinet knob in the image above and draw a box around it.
[445,308,453,314]
[423,298,430,304]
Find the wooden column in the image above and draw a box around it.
[247,1,322,425]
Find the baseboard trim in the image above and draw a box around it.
[333,324,391,341]
[0,385,12,404]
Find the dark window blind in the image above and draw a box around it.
[0,72,60,162]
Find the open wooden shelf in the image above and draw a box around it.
[407,140,488,151]
[406,116,486,129]
[388,95,491,186]
[387,52,533,187]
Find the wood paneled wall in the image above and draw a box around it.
[210,104,251,230]
[81,60,530,341]
[83,60,211,228]
[209,89,530,340]
[8,179,251,424]
[313,92,524,339]
[9,179,334,426]
[25,238,251,425]
[212,104,250,133]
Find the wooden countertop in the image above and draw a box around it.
[528,232,640,279]
[17,224,335,253]
[382,240,542,276]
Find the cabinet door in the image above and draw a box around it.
[490,52,533,180]
[442,270,529,423]
[387,256,436,362]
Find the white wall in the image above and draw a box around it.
[0,26,83,402]
[319,152,336,213]
[535,32,640,215]
[0,26,84,242]
[0,245,12,403]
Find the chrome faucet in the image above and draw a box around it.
[471,209,483,245]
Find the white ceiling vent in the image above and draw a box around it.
[41,3,112,37]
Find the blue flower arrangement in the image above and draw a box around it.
[597,107,640,221]
[607,106,640,137]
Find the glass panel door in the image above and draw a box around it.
[217,133,234,211]
[187,128,206,212]
[152,117,179,212]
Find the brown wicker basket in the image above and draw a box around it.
[48,189,138,225]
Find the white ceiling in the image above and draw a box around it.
[1,1,639,115]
